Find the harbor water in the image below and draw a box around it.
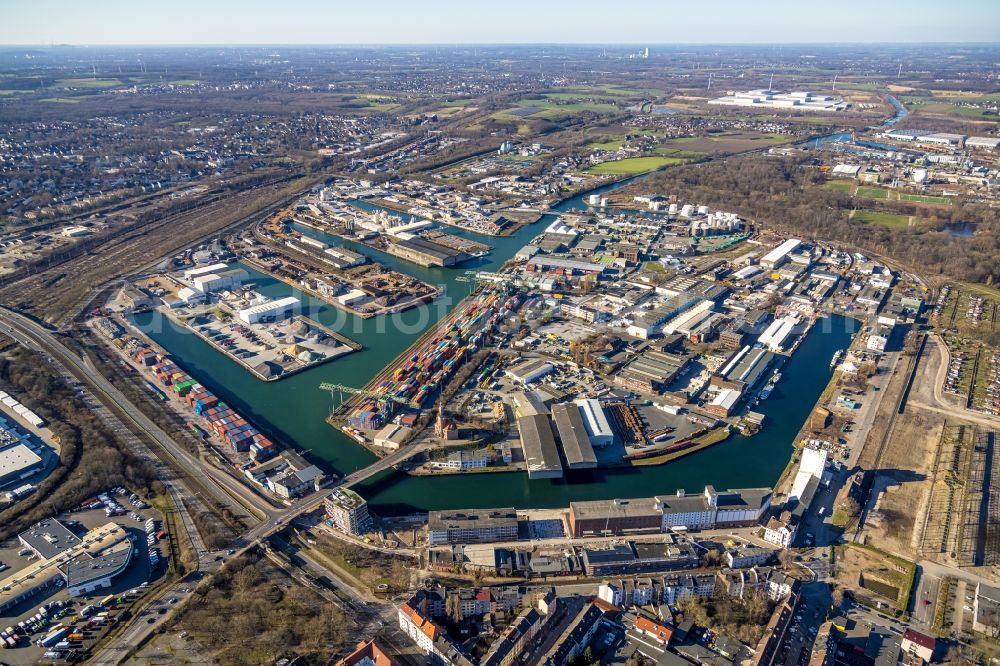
[134,176,859,514]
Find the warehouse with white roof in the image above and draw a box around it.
[238,296,300,324]
[575,399,613,446]
[760,239,802,269]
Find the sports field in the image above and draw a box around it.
[900,193,951,205]
[855,186,890,200]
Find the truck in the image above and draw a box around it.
[818,507,826,517]
[38,626,70,648]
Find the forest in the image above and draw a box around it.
[0,337,162,541]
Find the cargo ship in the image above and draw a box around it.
[830,349,844,370]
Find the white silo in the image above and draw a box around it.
[681,204,694,217]
[697,205,710,216]
[668,203,678,214]
[913,169,928,184]
[588,194,601,205]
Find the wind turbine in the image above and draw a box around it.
[832,74,837,92]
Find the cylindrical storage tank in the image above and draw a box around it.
[698,205,710,215]
[668,203,678,214]
[588,194,600,205]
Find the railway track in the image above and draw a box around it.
[0,174,312,321]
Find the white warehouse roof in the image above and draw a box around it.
[575,399,613,446]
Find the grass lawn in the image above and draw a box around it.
[40,97,81,104]
[853,209,910,228]
[588,140,625,151]
[855,186,890,200]
[586,156,686,175]
[54,78,122,89]
[825,180,853,193]
[900,193,951,205]
[168,79,200,86]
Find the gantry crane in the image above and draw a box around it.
[319,382,415,411]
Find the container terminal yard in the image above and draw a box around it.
[337,282,525,438]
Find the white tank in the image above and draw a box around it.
[600,197,608,207]
[588,194,601,205]
[681,204,694,217]
[726,219,735,230]
[698,205,710,215]
[668,203,679,214]
[913,169,928,184]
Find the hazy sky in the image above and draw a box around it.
[2,0,998,45]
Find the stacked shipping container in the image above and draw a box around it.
[345,284,523,430]
[132,348,276,461]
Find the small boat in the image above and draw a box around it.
[830,349,844,369]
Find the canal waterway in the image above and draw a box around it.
[134,174,858,515]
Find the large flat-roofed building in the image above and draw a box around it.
[238,296,300,324]
[551,403,597,469]
[373,423,413,451]
[708,90,846,112]
[518,414,563,479]
[581,540,699,577]
[614,350,690,394]
[569,486,772,537]
[569,497,665,537]
[388,237,461,267]
[63,537,134,597]
[966,136,1000,151]
[191,267,248,294]
[575,399,613,447]
[427,508,518,545]
[505,358,554,385]
[760,239,802,269]
[1,522,133,613]
[325,488,373,536]
[18,519,81,560]
[0,443,43,489]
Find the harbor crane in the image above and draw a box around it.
[318,382,415,411]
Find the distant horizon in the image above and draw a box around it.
[3,0,997,46]
[3,41,1000,48]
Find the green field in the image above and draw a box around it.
[900,193,951,205]
[40,97,82,104]
[53,78,122,89]
[825,180,853,193]
[855,186,890,200]
[585,156,686,175]
[588,140,625,151]
[168,79,200,87]
[853,210,910,228]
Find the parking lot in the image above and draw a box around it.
[0,487,168,664]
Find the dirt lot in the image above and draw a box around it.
[833,543,915,613]
[857,339,947,559]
